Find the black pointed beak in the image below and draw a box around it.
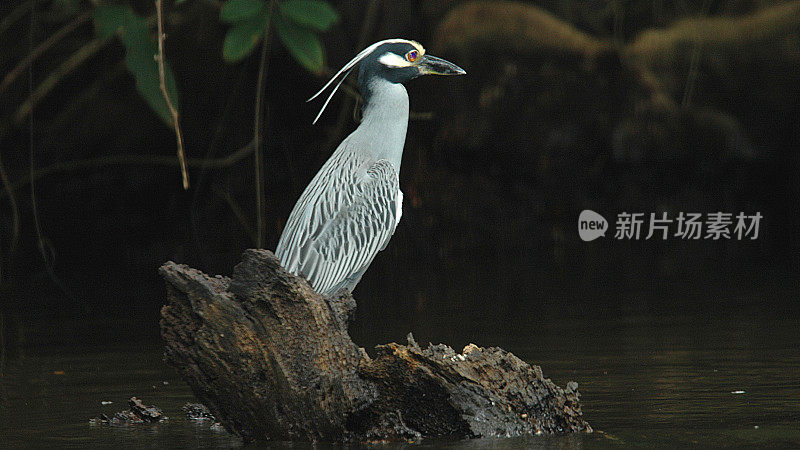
[418,55,466,76]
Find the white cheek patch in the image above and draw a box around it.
[378,52,413,68]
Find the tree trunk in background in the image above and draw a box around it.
[159,249,591,442]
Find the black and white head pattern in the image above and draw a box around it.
[307,39,426,124]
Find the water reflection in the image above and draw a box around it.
[1,313,798,447]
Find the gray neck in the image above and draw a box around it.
[353,79,409,171]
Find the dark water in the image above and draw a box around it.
[1,314,799,448]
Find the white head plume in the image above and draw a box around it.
[307,38,424,124]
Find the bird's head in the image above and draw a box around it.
[307,39,465,123]
[357,40,465,85]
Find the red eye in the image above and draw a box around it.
[406,50,418,62]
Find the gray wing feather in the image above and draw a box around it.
[276,141,400,296]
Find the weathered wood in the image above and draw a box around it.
[159,249,591,442]
[89,397,168,425]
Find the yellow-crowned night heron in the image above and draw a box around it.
[276,39,465,297]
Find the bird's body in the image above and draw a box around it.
[276,79,408,295]
[276,39,464,297]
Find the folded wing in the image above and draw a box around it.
[276,150,400,296]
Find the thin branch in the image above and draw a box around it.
[198,0,224,8]
[0,142,254,200]
[0,0,41,285]
[681,40,702,108]
[340,84,362,102]
[13,38,108,125]
[49,62,126,134]
[0,150,20,279]
[0,11,91,98]
[681,0,712,108]
[212,184,258,246]
[0,312,5,376]
[28,4,49,291]
[24,0,74,301]
[0,61,124,164]
[253,1,276,249]
[156,0,189,190]
[0,0,44,38]
[253,42,268,249]
[189,67,249,265]
[409,111,435,121]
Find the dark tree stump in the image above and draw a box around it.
[159,249,591,442]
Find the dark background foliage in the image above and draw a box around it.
[1,0,798,347]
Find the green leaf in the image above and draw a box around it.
[124,43,180,126]
[92,5,151,49]
[280,0,338,31]
[93,5,180,126]
[49,0,82,19]
[275,14,324,73]
[222,8,270,62]
[92,5,132,40]
[176,0,191,4]
[220,0,264,23]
